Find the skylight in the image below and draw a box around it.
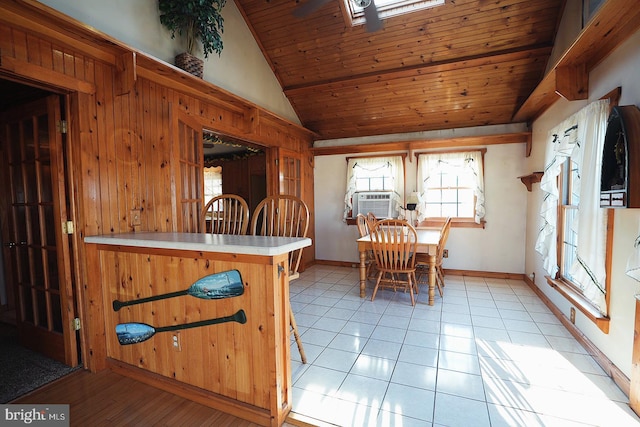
[345,0,444,26]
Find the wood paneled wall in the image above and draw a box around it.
[72,73,313,236]
[0,0,315,369]
[94,247,292,425]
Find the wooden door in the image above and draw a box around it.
[275,148,310,273]
[277,148,303,197]
[172,111,203,232]
[0,95,78,366]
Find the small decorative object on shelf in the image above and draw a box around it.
[518,172,544,192]
[158,0,227,78]
[175,52,204,78]
[600,105,640,208]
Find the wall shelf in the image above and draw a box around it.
[518,172,544,192]
[513,0,640,123]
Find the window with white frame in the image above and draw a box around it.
[559,156,580,285]
[416,151,485,224]
[345,0,444,27]
[535,99,610,319]
[203,166,223,203]
[343,155,404,220]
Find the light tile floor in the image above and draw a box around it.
[289,265,640,427]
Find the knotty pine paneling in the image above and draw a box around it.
[100,249,287,415]
[232,0,565,138]
[0,12,316,369]
[242,0,561,85]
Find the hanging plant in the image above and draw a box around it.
[158,0,226,59]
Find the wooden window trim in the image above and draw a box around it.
[547,89,619,333]
[550,208,614,334]
[346,217,485,228]
[415,149,486,224]
[417,218,485,229]
[346,153,408,162]
[345,154,407,219]
[545,275,610,333]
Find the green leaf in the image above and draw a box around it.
[158,0,227,58]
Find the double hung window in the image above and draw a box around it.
[416,150,485,225]
[343,155,404,220]
[536,99,611,326]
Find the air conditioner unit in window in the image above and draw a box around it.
[353,191,395,219]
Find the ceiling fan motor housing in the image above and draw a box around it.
[354,0,372,8]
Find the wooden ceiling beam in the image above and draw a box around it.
[513,0,640,122]
[555,63,588,101]
[311,132,531,156]
[284,44,552,95]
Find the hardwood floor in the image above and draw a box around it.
[13,369,309,426]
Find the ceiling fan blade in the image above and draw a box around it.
[293,0,333,17]
[364,0,382,32]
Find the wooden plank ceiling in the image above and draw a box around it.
[234,0,565,139]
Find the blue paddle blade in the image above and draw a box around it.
[116,322,155,345]
[187,270,243,299]
[116,309,247,345]
[112,269,245,311]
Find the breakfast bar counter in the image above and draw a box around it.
[83,232,311,427]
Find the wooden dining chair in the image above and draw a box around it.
[251,194,309,363]
[434,216,452,288]
[416,216,451,296]
[369,219,418,306]
[201,194,249,235]
[366,211,378,226]
[356,213,377,281]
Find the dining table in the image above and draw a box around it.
[357,227,442,306]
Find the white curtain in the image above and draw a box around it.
[535,99,609,314]
[343,156,404,220]
[627,221,640,282]
[203,166,223,201]
[416,151,485,223]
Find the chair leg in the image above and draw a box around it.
[435,268,444,297]
[371,271,383,302]
[408,272,416,306]
[436,266,445,295]
[290,307,306,364]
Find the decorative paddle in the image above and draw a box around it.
[112,270,244,312]
[116,309,247,345]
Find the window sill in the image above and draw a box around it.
[545,276,610,333]
[417,218,485,229]
[346,217,486,228]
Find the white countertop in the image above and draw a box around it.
[85,232,311,256]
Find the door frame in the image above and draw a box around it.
[0,77,82,367]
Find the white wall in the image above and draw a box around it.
[314,142,528,274]
[37,0,300,124]
[524,28,640,378]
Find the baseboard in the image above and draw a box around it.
[313,259,358,268]
[313,261,527,279]
[443,269,525,280]
[523,275,630,398]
